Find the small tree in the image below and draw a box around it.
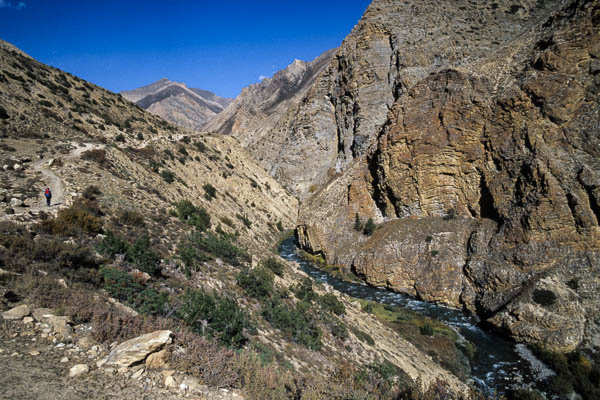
[354,213,363,232]
[363,217,376,236]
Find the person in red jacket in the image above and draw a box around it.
[44,187,52,206]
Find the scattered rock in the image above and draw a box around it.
[2,304,30,320]
[104,330,172,367]
[13,163,22,171]
[164,375,177,388]
[145,348,169,369]
[68,364,89,378]
[9,198,23,207]
[131,368,144,380]
[32,308,54,322]
[60,357,69,363]
[22,317,33,324]
[44,315,73,338]
[29,350,40,356]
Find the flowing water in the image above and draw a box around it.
[278,237,553,396]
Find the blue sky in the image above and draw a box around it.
[0,1,371,98]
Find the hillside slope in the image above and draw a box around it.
[0,40,468,398]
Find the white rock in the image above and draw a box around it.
[29,350,40,356]
[23,317,34,324]
[2,304,30,320]
[9,198,23,207]
[131,368,144,380]
[13,164,22,171]
[68,364,89,378]
[179,383,188,391]
[165,376,177,388]
[60,357,69,363]
[104,330,172,367]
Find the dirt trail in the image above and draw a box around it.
[26,143,104,213]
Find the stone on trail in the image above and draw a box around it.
[2,304,30,320]
[69,364,89,377]
[104,330,172,367]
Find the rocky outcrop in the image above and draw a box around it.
[203,49,335,150]
[103,330,172,367]
[121,79,232,131]
[297,0,600,352]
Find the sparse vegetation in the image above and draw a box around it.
[203,183,217,200]
[363,217,376,236]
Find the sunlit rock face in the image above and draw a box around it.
[296,0,600,352]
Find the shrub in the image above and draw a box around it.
[354,213,363,232]
[261,257,285,277]
[420,323,434,336]
[82,185,102,200]
[276,221,284,232]
[318,293,345,316]
[533,289,557,307]
[262,299,322,350]
[136,132,144,140]
[178,146,188,156]
[179,231,250,268]
[117,209,146,227]
[174,200,212,231]
[115,133,125,142]
[177,288,253,348]
[295,277,318,302]
[127,233,161,276]
[39,199,103,236]
[203,183,217,200]
[443,208,457,220]
[97,230,130,257]
[236,213,252,229]
[352,327,375,345]
[363,217,376,236]
[80,149,109,168]
[193,141,207,152]
[161,169,175,183]
[237,267,274,300]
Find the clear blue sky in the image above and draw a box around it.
[0,0,371,98]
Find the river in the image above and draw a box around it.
[278,237,553,396]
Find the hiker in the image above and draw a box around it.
[44,187,52,206]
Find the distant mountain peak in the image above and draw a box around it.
[120,79,232,131]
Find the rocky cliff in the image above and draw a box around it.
[121,79,232,131]
[297,0,600,353]
[203,49,335,152]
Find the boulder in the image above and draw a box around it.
[69,364,89,378]
[2,304,30,320]
[13,163,22,171]
[9,198,23,207]
[31,308,54,322]
[45,315,73,338]
[145,348,169,369]
[104,330,172,367]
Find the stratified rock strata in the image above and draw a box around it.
[297,0,600,352]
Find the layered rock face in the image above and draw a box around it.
[204,49,335,148]
[121,79,232,131]
[297,0,600,352]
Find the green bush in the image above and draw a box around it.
[100,267,169,316]
[276,221,284,232]
[179,231,250,268]
[354,213,363,232]
[127,233,161,276]
[177,288,253,348]
[237,267,274,300]
[262,299,322,350]
[318,293,345,316]
[261,257,285,277]
[97,230,130,257]
[178,146,189,156]
[363,217,376,236]
[115,133,125,142]
[203,183,217,200]
[174,200,211,231]
[161,169,175,183]
[193,141,207,152]
[295,278,318,302]
[420,323,434,336]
